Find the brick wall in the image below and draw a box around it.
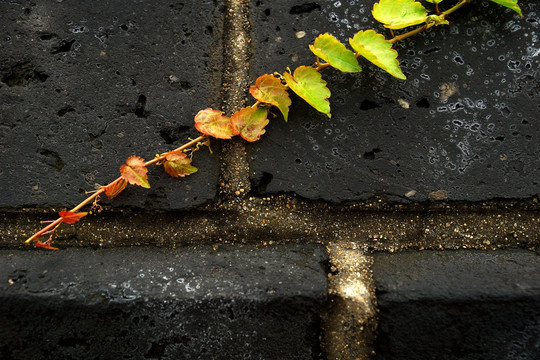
[1,1,539,358]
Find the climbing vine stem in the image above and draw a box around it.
[24,0,523,249]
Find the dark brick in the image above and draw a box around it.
[0,0,225,209]
[373,249,540,359]
[248,0,540,202]
[0,244,328,359]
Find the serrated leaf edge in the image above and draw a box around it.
[372,0,428,30]
[194,108,234,139]
[349,30,406,80]
[309,33,362,73]
[230,106,270,142]
[163,152,198,178]
[249,74,291,121]
[120,156,150,189]
[283,66,332,118]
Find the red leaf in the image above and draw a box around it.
[194,108,234,139]
[59,210,88,224]
[101,179,128,199]
[35,241,59,250]
[249,74,291,121]
[230,106,269,142]
[120,155,150,188]
[163,152,198,178]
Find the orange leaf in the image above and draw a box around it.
[36,241,59,250]
[194,108,234,139]
[101,179,128,199]
[230,106,269,142]
[163,152,198,178]
[249,74,291,121]
[120,155,150,188]
[59,210,88,224]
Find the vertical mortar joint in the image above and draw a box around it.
[219,0,253,200]
[323,242,378,359]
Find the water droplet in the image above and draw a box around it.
[328,12,339,22]
[510,24,521,32]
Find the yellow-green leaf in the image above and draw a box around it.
[194,108,234,139]
[372,0,428,30]
[309,33,362,73]
[349,30,406,80]
[163,151,198,178]
[283,66,331,118]
[249,74,291,121]
[489,0,522,17]
[231,106,270,142]
[423,0,443,4]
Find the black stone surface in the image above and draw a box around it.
[373,249,540,360]
[0,244,328,359]
[248,0,540,202]
[0,0,224,209]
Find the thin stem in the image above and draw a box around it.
[315,57,332,71]
[25,218,63,244]
[316,63,332,71]
[25,187,106,244]
[441,0,471,17]
[72,187,106,212]
[26,135,208,245]
[389,24,429,44]
[145,135,207,166]
[388,0,471,45]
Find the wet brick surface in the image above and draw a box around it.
[0,244,328,359]
[373,249,540,359]
[0,0,224,209]
[248,0,540,202]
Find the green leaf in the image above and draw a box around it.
[309,33,362,73]
[372,0,428,30]
[489,0,522,17]
[194,108,234,139]
[283,66,331,118]
[120,155,150,189]
[163,151,198,178]
[349,30,406,80]
[423,0,443,4]
[249,74,291,121]
[231,106,270,142]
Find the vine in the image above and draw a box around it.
[25,0,523,249]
